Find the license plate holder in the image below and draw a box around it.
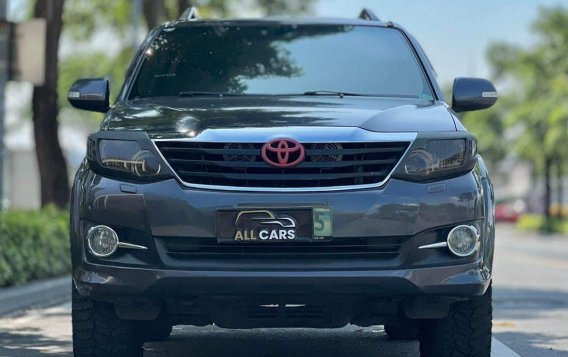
[216,207,332,243]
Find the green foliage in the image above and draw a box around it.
[486,7,568,172]
[517,214,568,234]
[478,6,568,218]
[255,0,314,16]
[0,207,70,287]
[63,0,132,41]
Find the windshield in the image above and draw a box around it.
[129,24,434,99]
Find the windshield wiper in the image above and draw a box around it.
[302,91,420,99]
[178,91,241,97]
[302,90,365,98]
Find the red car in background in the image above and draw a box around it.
[495,198,527,222]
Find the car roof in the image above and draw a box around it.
[166,17,388,29]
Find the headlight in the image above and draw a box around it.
[394,137,476,181]
[404,139,465,176]
[99,140,161,176]
[85,131,172,181]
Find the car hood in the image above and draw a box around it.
[102,96,457,138]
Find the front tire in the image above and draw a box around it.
[72,285,143,357]
[419,284,492,357]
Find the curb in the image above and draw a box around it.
[0,275,71,317]
[492,337,521,357]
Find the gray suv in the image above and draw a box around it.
[68,8,497,357]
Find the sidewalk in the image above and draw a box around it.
[0,275,70,317]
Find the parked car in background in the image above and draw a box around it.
[495,197,527,223]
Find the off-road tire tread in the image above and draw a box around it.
[72,286,143,357]
[419,284,492,357]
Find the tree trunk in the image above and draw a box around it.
[143,0,166,30]
[177,0,190,16]
[544,157,553,222]
[32,0,69,208]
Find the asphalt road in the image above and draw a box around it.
[0,224,566,356]
[492,225,568,356]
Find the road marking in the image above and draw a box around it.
[492,337,521,357]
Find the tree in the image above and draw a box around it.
[484,6,568,222]
[32,0,69,208]
[141,0,315,30]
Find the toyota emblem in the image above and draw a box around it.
[261,139,305,168]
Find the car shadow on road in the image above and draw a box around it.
[145,325,419,357]
[0,326,72,356]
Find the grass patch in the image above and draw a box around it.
[516,213,568,234]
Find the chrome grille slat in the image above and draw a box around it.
[176,170,389,180]
[168,158,397,168]
[306,147,407,155]
[159,147,261,155]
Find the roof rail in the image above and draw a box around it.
[358,8,379,21]
[179,6,200,21]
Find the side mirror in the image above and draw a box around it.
[452,77,498,113]
[67,78,110,113]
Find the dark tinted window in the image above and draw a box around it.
[130,24,433,99]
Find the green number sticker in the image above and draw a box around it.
[313,207,332,238]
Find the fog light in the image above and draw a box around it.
[87,225,119,257]
[446,225,479,257]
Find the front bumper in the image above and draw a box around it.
[71,165,493,303]
[74,259,490,299]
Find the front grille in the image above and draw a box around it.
[154,141,410,189]
[161,236,407,259]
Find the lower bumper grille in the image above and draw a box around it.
[161,236,407,259]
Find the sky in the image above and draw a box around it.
[315,0,567,86]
